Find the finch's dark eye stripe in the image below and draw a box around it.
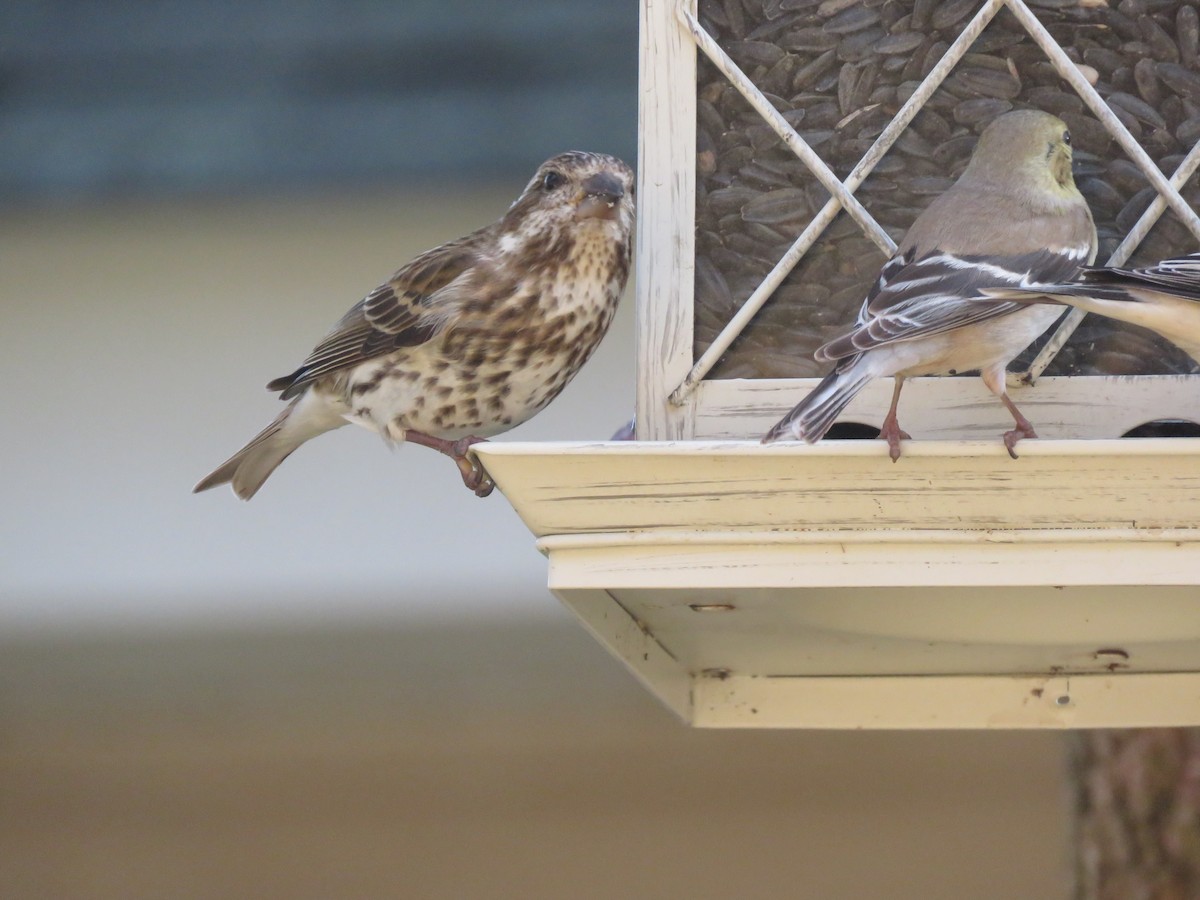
[541,170,566,191]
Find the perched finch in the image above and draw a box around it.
[762,110,1096,460]
[195,151,634,499]
[981,253,1200,364]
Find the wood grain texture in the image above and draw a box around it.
[693,375,1200,440]
[694,673,1200,729]
[478,439,1200,727]
[636,0,697,440]
[477,439,1200,535]
[544,586,692,721]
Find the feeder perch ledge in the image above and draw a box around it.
[475,438,1200,730]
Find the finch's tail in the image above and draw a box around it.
[761,356,874,445]
[195,392,346,500]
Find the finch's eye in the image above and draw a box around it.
[541,170,566,191]
[1063,130,1071,145]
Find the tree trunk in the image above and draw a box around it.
[1071,729,1200,899]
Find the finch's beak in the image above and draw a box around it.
[576,172,625,221]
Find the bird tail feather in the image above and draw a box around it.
[762,358,873,445]
[194,395,344,500]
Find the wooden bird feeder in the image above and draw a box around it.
[477,0,1200,728]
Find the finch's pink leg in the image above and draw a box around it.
[406,431,495,497]
[879,376,910,463]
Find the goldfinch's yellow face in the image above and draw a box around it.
[1044,124,1074,191]
[965,110,1078,197]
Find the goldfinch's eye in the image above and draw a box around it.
[1063,130,1071,145]
[541,171,566,191]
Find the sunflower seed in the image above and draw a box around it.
[1061,112,1112,153]
[932,134,978,169]
[742,187,811,224]
[837,28,887,62]
[1180,6,1200,67]
[1177,114,1200,145]
[726,40,787,67]
[910,0,936,29]
[954,67,1023,100]
[780,27,839,52]
[930,0,976,31]
[1083,47,1128,76]
[1078,176,1125,213]
[874,31,925,54]
[953,97,1014,126]
[1025,85,1085,116]
[1139,14,1180,62]
[1133,57,1164,106]
[822,4,880,33]
[1109,91,1168,128]
[707,186,762,216]
[817,0,860,16]
[1117,186,1159,231]
[1157,62,1200,102]
[792,48,838,89]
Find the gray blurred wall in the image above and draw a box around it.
[1,1,637,200]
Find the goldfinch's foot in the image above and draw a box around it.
[879,418,911,463]
[1002,424,1037,459]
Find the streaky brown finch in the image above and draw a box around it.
[762,110,1096,460]
[195,151,634,499]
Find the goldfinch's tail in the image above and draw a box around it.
[761,357,873,445]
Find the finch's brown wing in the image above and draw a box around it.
[267,232,485,399]
[816,246,1088,363]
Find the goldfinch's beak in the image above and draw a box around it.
[576,172,625,220]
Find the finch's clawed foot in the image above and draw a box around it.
[406,431,495,497]
[451,436,495,498]
[878,416,911,463]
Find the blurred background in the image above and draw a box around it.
[3,3,1070,897]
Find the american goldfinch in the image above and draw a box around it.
[195,151,634,500]
[762,110,1097,460]
[981,254,1200,363]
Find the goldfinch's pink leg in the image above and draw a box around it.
[980,367,1037,460]
[997,394,1038,459]
[878,376,910,463]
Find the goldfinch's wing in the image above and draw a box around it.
[817,245,1089,362]
[1082,253,1200,300]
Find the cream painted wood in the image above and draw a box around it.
[479,440,1200,535]
[475,440,1200,728]
[693,375,1200,440]
[602,584,1200,675]
[541,541,1200,591]
[551,587,693,721]
[635,0,696,440]
[691,673,1200,729]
